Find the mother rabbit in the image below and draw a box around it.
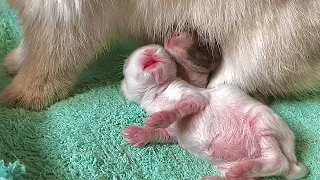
[2,0,320,110]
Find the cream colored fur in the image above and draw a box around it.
[2,0,320,109]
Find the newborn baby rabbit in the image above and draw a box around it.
[164,31,268,104]
[164,31,221,88]
[121,44,308,179]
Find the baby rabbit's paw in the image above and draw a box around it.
[123,126,151,147]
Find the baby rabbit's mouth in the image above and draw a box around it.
[142,47,163,70]
[143,57,159,70]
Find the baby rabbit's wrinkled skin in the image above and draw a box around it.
[121,45,308,180]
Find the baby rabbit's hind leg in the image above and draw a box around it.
[278,135,308,179]
[226,136,290,179]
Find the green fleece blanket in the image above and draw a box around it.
[0,1,319,180]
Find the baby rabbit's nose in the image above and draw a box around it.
[143,48,157,56]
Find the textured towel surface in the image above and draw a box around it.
[0,1,319,180]
[0,160,25,180]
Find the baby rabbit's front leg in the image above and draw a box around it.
[123,126,176,147]
[145,94,209,129]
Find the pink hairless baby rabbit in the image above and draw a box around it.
[120,39,308,179]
